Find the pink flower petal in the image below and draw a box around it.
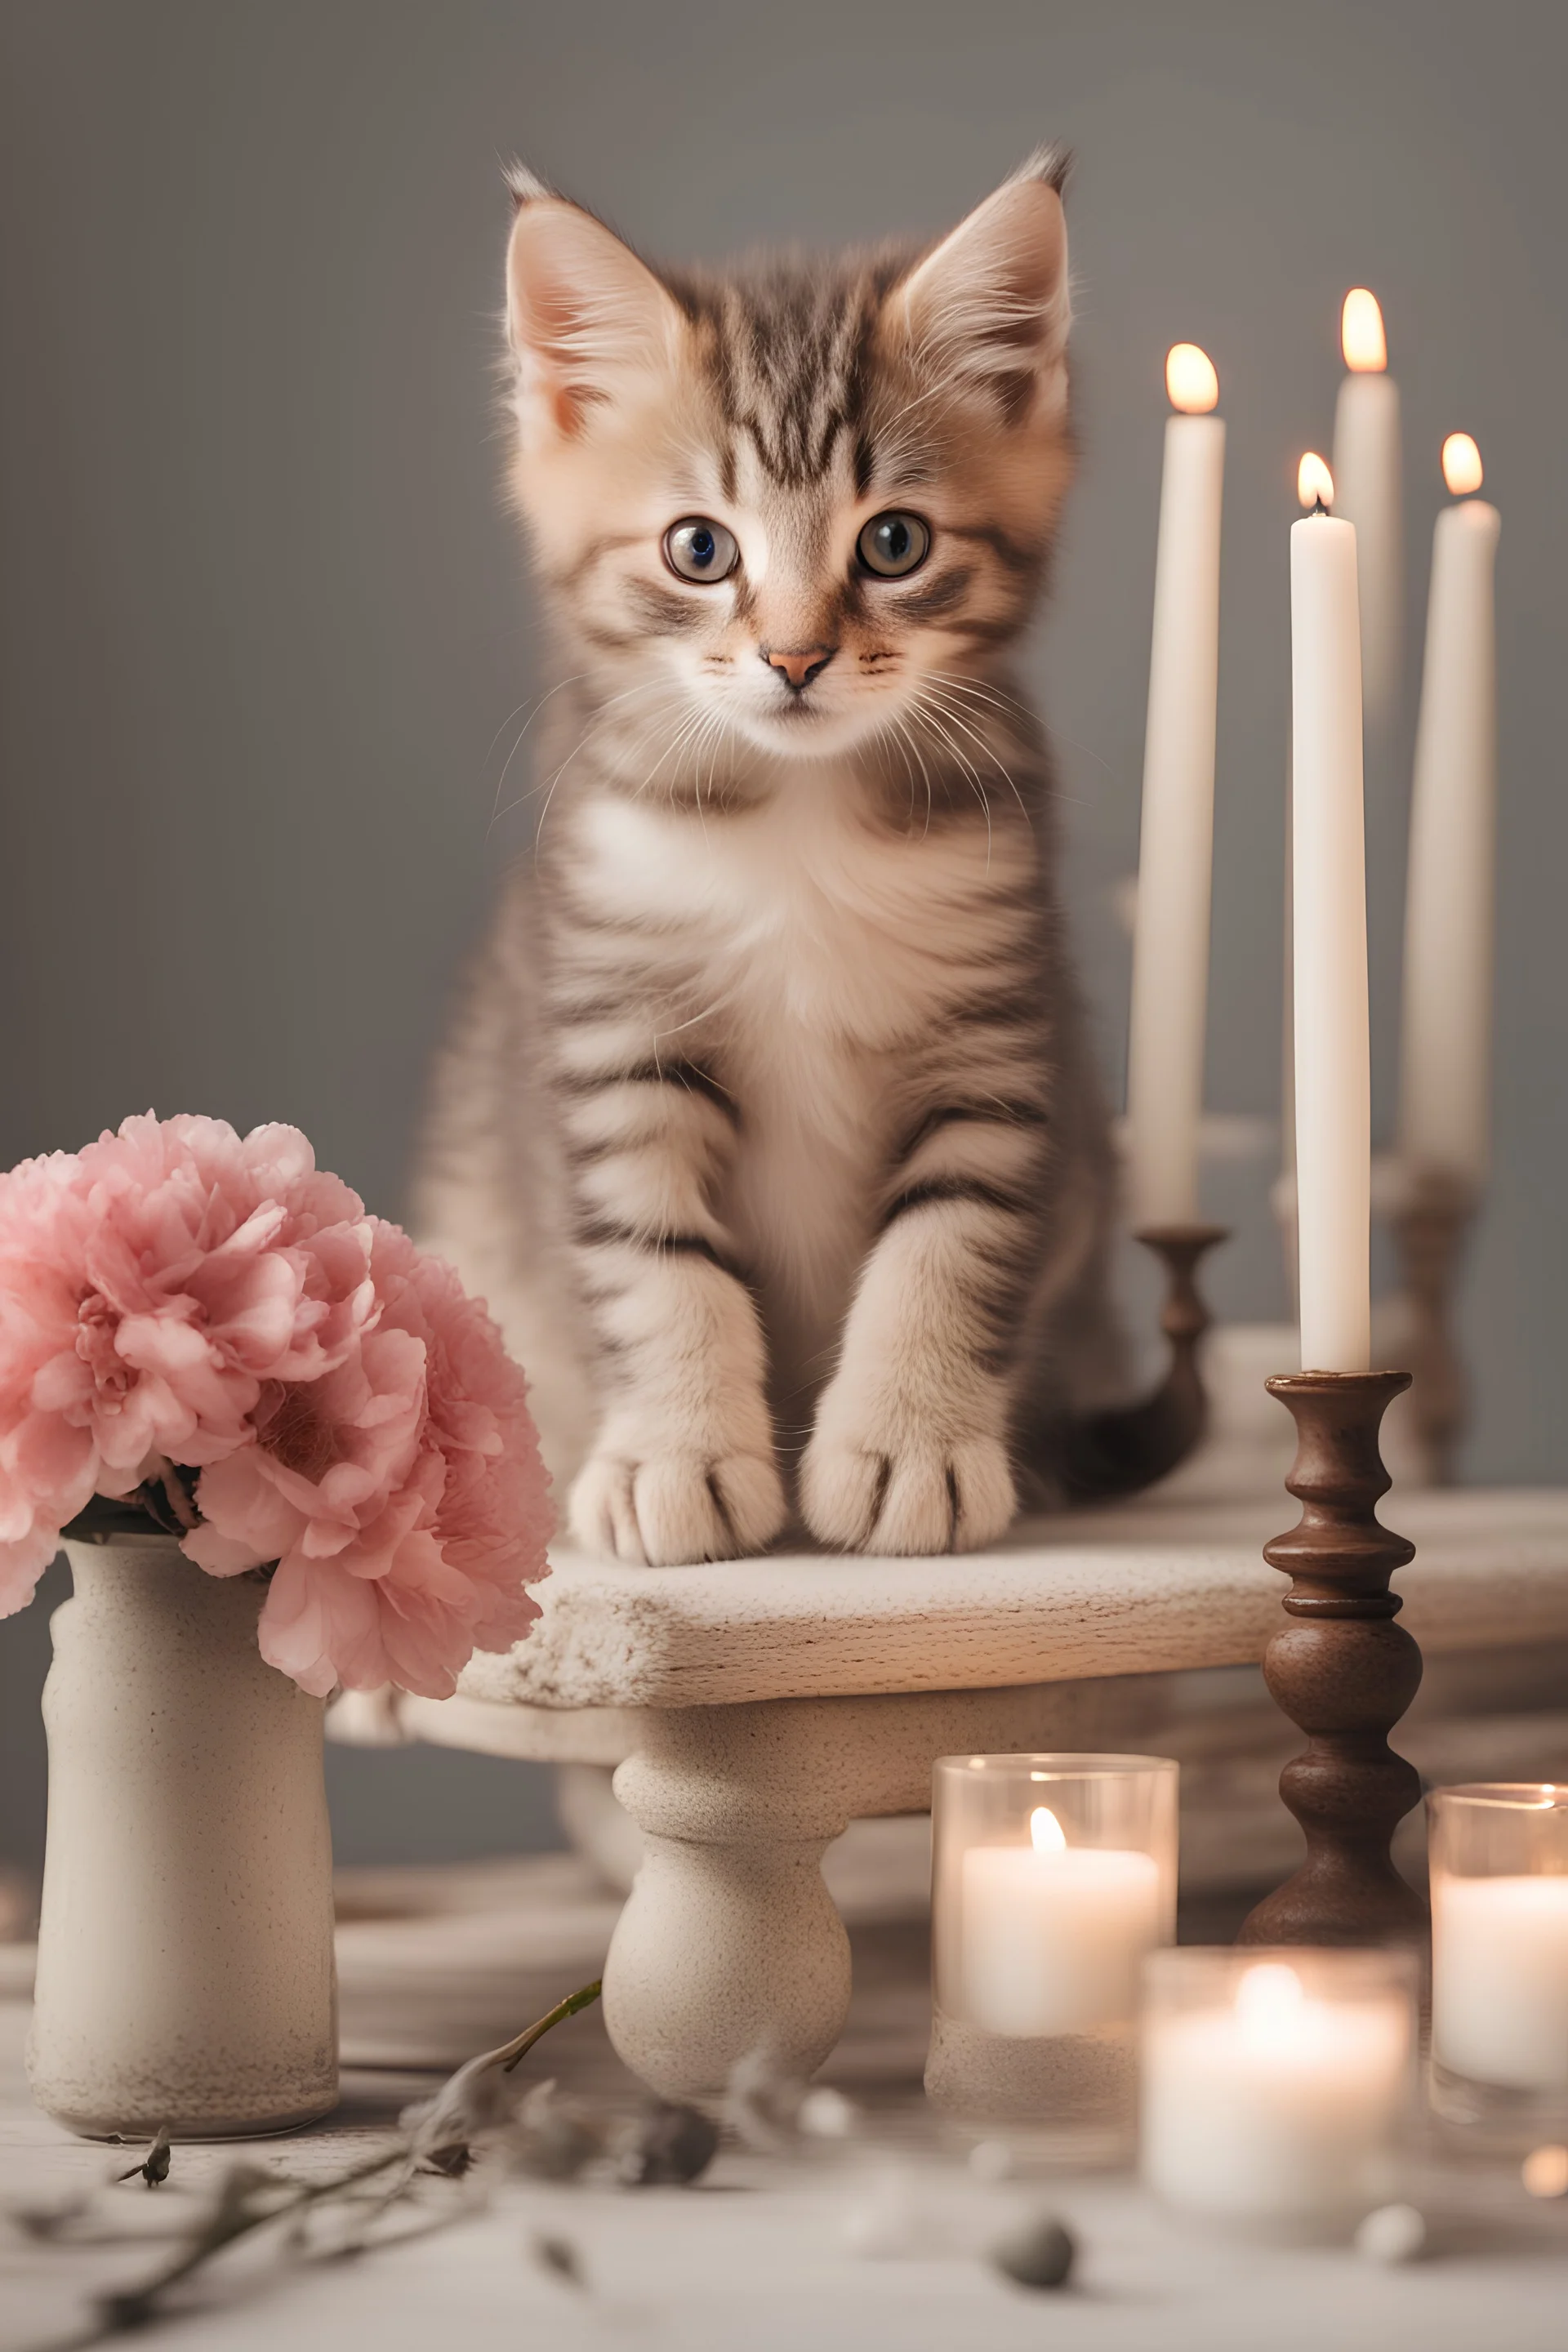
[0,1123,550,1696]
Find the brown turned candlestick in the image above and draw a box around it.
[1390,1166,1477,1487]
[1061,1224,1228,1503]
[1238,1369,1427,1949]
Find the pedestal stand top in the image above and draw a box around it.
[455,1488,1568,1713]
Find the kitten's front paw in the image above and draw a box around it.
[568,1446,786,1566]
[800,1408,1017,1557]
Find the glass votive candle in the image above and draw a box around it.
[1141,1948,1419,2238]
[926,1753,1178,2158]
[1429,1783,1568,2142]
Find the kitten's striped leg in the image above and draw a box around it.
[801,1099,1048,1557]
[559,1058,786,1566]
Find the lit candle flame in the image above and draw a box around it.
[1235,1961,1306,2051]
[1441,432,1484,497]
[1342,289,1388,372]
[1029,1806,1067,1855]
[1165,343,1219,415]
[1298,452,1334,511]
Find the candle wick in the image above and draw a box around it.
[1312,497,1329,517]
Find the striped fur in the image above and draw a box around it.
[416,155,1125,1563]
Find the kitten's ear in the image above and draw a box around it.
[889,150,1071,419]
[504,168,682,439]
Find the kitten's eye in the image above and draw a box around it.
[664,518,739,583]
[857,511,931,579]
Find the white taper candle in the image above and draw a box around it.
[1290,457,1371,1373]
[1398,435,1500,1193]
[1332,291,1402,734]
[1125,344,1226,1229]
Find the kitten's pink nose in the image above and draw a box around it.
[761,644,836,691]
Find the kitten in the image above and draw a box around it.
[416,151,1126,1566]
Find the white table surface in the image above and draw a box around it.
[5,1891,1568,2352]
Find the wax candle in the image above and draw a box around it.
[1397,434,1501,1194]
[1432,1875,1568,2090]
[929,1756,1178,2140]
[1290,455,1371,1372]
[1332,290,1402,733]
[960,1806,1163,2038]
[1124,343,1226,1230]
[1430,1784,1568,2111]
[1142,1957,1414,2230]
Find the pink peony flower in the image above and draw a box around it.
[0,1116,369,1609]
[185,1222,550,1699]
[0,1115,551,1695]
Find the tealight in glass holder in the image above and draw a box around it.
[1429,1784,1568,2145]
[925,1753,1178,2161]
[1141,1947,1419,2240]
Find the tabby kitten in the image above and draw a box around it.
[417,151,1125,1566]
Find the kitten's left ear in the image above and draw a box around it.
[889,149,1071,420]
[503,166,683,441]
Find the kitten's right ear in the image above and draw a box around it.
[504,168,681,440]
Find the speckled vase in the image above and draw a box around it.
[26,1536,338,2139]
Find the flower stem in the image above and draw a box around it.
[500,1978,603,2073]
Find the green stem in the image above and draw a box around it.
[500,1977,602,2073]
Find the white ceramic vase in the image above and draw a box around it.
[27,1535,338,2138]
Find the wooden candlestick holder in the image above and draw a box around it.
[1390,1166,1477,1487]
[1062,1224,1228,1503]
[1238,1369,1427,1949]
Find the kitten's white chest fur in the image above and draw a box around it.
[577,771,1015,1414]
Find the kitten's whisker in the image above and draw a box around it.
[483,672,589,829]
[889,710,935,840]
[701,707,731,805]
[710,709,735,808]
[483,697,542,816]
[871,715,920,831]
[603,691,708,804]
[916,684,1034,832]
[923,665,1027,701]
[916,707,1000,831]
[653,984,740,1045]
[512,681,682,848]
[636,703,710,800]
[688,708,724,838]
[918,676,1022,739]
[909,693,995,867]
[1040,721,1127,798]
[924,670,1036,727]
[919,680,1030,804]
[490,677,677,836]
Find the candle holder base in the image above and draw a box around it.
[1238,1369,1427,1949]
[924,2012,1136,2168]
[1390,1167,1477,1487]
[1061,1225,1228,1503]
[1428,2060,1568,2156]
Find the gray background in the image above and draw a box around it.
[2,0,1563,1871]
